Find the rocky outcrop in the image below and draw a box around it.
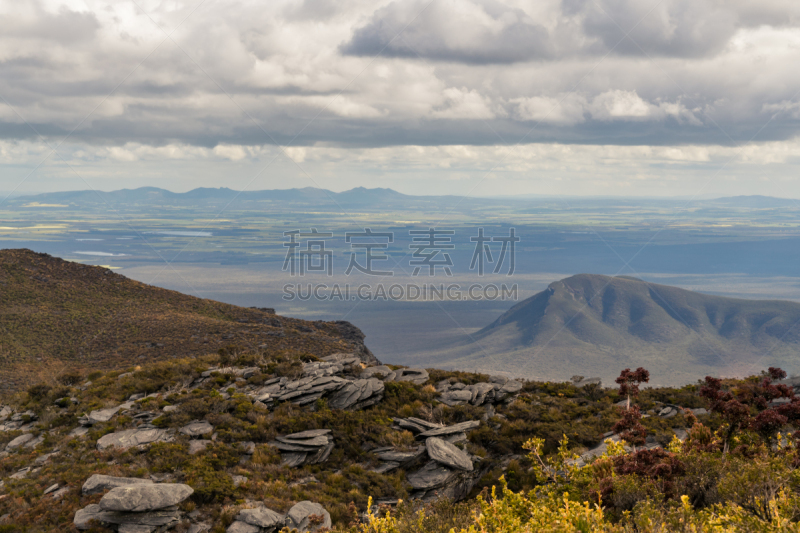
[74,482,193,532]
[74,504,182,531]
[269,430,335,467]
[437,377,523,407]
[331,320,380,365]
[249,362,385,410]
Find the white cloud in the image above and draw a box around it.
[432,87,497,119]
[0,0,799,195]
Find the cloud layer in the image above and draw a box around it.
[1,0,799,194]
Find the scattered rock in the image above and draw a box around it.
[271,430,334,467]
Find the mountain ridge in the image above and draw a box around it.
[0,248,377,391]
[424,274,800,386]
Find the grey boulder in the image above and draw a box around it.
[5,433,35,450]
[99,483,194,512]
[179,421,214,438]
[82,474,154,495]
[286,501,332,532]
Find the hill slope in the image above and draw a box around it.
[421,274,800,385]
[0,249,377,391]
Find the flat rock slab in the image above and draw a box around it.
[418,420,480,438]
[286,501,332,532]
[377,448,424,463]
[87,403,132,425]
[74,504,180,530]
[276,435,330,447]
[405,417,443,430]
[281,452,308,467]
[236,507,285,528]
[6,433,35,450]
[83,474,153,495]
[179,421,214,438]
[426,437,473,471]
[285,429,331,439]
[96,428,172,451]
[407,461,457,490]
[99,484,194,512]
[270,440,320,452]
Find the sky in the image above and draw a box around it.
[1,0,800,197]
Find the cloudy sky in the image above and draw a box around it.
[1,0,800,197]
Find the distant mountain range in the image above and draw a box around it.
[8,186,471,210]
[420,274,800,386]
[9,187,800,211]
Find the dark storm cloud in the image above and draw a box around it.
[341,0,554,64]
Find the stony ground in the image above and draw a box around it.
[0,345,716,533]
